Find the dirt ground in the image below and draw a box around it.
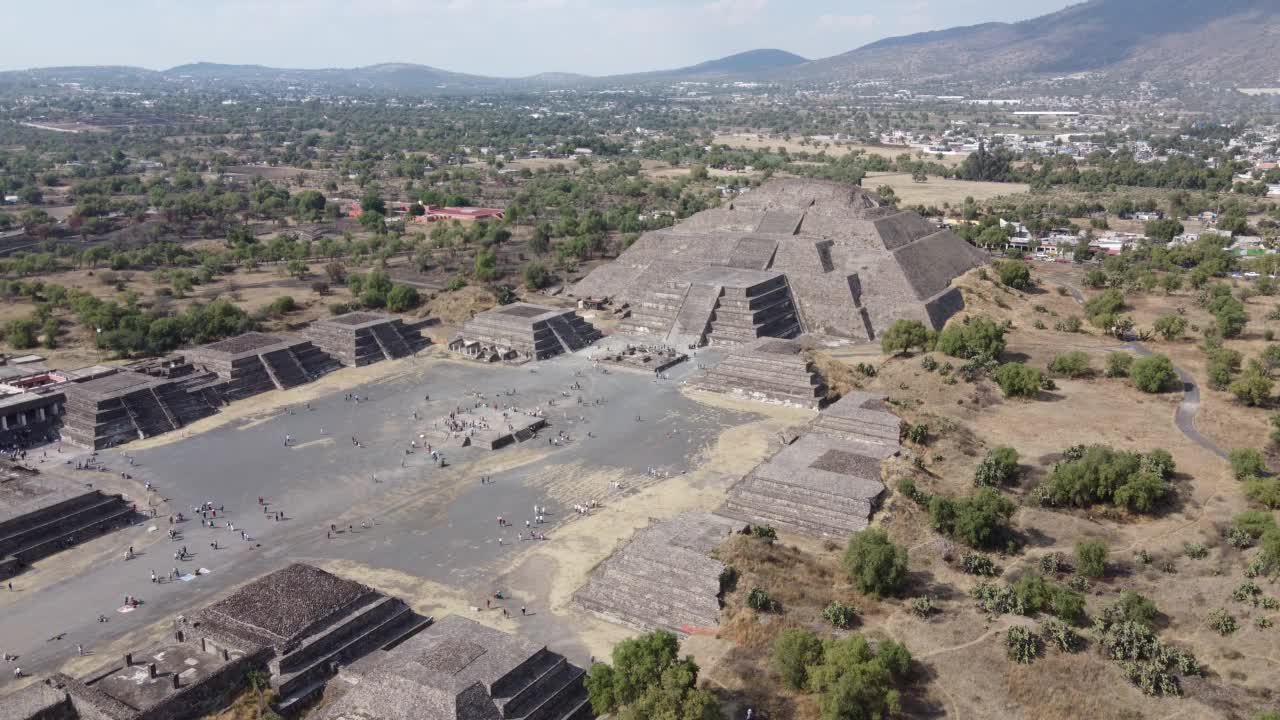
[680,264,1279,720]
[864,171,1030,207]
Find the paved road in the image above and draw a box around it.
[1050,272,1226,459]
[0,350,753,687]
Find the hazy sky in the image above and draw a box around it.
[4,0,1072,76]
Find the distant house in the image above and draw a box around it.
[1268,184,1280,198]
[2,195,18,205]
[1134,211,1163,222]
[413,205,505,223]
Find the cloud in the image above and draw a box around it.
[700,0,767,26]
[816,13,875,31]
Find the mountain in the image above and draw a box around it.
[163,62,500,91]
[673,49,808,77]
[789,0,1280,86]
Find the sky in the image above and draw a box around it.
[3,0,1073,76]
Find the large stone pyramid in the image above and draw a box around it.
[572,179,985,343]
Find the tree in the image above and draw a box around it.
[994,363,1043,398]
[936,316,1006,359]
[974,447,1020,487]
[1152,315,1187,341]
[293,190,326,221]
[385,284,421,313]
[1076,538,1109,578]
[40,318,59,349]
[359,191,386,216]
[1130,355,1178,393]
[474,249,498,281]
[4,319,38,350]
[586,631,723,720]
[808,635,912,720]
[879,319,930,355]
[842,528,909,597]
[1047,351,1091,378]
[773,628,823,690]
[1229,448,1266,480]
[1144,218,1185,242]
[976,225,1009,250]
[931,487,1017,549]
[1230,369,1273,407]
[998,261,1032,290]
[521,261,551,290]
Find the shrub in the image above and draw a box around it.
[1040,617,1082,652]
[1006,626,1040,664]
[1041,445,1171,512]
[1101,590,1159,629]
[1153,315,1188,341]
[929,487,1016,550]
[1232,510,1277,541]
[936,316,1006,359]
[910,596,936,619]
[1183,542,1208,559]
[1084,288,1125,321]
[1048,351,1092,378]
[994,362,1043,398]
[880,319,931,355]
[920,355,938,372]
[1054,315,1083,333]
[1105,352,1134,378]
[749,524,777,541]
[1244,477,1280,508]
[998,261,1032,290]
[1130,354,1178,393]
[445,276,467,291]
[1039,552,1065,574]
[974,446,1020,487]
[960,552,999,576]
[772,628,823,690]
[1076,539,1108,578]
[4,319,38,349]
[904,423,928,444]
[385,284,421,313]
[1207,347,1242,390]
[808,636,913,720]
[842,528,909,597]
[747,587,777,612]
[822,601,859,629]
[521,261,551,289]
[1206,608,1238,636]
[1230,448,1267,480]
[1230,369,1273,407]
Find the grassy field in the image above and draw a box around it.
[864,171,1029,206]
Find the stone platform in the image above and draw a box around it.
[60,370,217,450]
[430,406,547,450]
[0,462,135,579]
[574,178,986,342]
[616,265,802,349]
[719,391,901,538]
[451,303,601,362]
[571,512,739,636]
[318,615,594,720]
[187,332,339,402]
[690,336,826,409]
[304,311,428,367]
[591,340,688,375]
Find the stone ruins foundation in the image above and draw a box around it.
[721,391,901,538]
[317,615,594,720]
[0,461,134,579]
[573,178,985,344]
[689,336,826,409]
[304,311,429,367]
[60,370,216,450]
[572,512,739,636]
[187,332,340,402]
[451,303,601,362]
[26,563,430,720]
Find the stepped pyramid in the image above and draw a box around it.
[61,370,217,449]
[318,615,594,720]
[573,178,985,343]
[572,512,739,636]
[719,392,901,538]
[690,336,826,409]
[452,303,601,362]
[187,332,340,401]
[305,311,429,366]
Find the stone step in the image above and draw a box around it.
[11,502,135,564]
[726,485,873,529]
[503,660,578,719]
[274,602,416,702]
[572,583,712,636]
[719,500,870,538]
[520,669,588,720]
[277,595,400,674]
[0,494,128,557]
[493,649,561,710]
[574,571,719,634]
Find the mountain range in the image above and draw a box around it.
[1,0,1275,93]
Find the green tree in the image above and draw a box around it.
[474,249,498,281]
[1047,351,1091,378]
[842,528,909,597]
[936,316,1006,359]
[529,225,551,256]
[998,261,1032,290]
[974,447,1020,487]
[521,261,551,290]
[1152,315,1187,341]
[1230,369,1273,407]
[1229,448,1266,480]
[1076,538,1109,578]
[385,284,421,313]
[4,319,38,349]
[808,635,913,720]
[994,362,1043,398]
[1130,354,1178,393]
[586,631,722,720]
[879,319,930,355]
[773,628,823,690]
[1143,218,1185,242]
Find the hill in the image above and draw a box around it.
[789,0,1280,86]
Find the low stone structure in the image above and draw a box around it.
[451,303,601,362]
[317,615,594,720]
[0,462,135,579]
[573,178,986,342]
[0,389,64,448]
[59,371,216,450]
[187,332,339,402]
[571,512,739,635]
[304,312,429,367]
[189,563,430,713]
[615,266,802,349]
[689,336,826,409]
[430,406,547,450]
[591,342,688,375]
[719,392,901,538]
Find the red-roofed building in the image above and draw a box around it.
[413,205,505,223]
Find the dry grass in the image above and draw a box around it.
[863,171,1030,207]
